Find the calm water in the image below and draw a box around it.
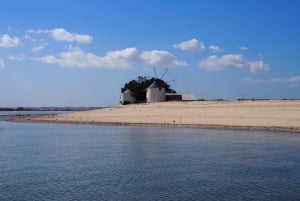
[0,111,67,121]
[0,121,299,201]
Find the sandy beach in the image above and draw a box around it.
[18,100,300,132]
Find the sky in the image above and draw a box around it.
[0,0,300,107]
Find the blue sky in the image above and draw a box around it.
[0,0,300,107]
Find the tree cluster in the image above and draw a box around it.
[121,76,176,103]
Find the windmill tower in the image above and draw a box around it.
[120,89,136,105]
[146,67,167,103]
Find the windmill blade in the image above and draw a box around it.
[166,79,176,83]
[161,68,168,79]
[153,66,158,78]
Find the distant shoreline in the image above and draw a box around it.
[0,107,103,112]
[13,100,300,133]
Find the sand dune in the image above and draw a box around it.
[22,100,300,132]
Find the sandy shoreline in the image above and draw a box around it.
[15,100,300,132]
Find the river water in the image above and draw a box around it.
[0,115,299,200]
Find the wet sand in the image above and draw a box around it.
[18,100,300,132]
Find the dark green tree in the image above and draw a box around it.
[121,76,176,103]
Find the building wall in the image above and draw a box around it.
[166,94,182,101]
[181,94,196,101]
[146,87,166,102]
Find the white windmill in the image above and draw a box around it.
[146,67,171,103]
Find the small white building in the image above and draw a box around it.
[146,81,166,103]
[120,89,136,105]
[181,93,197,101]
[165,93,197,101]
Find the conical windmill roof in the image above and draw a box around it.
[124,89,131,93]
[148,81,165,89]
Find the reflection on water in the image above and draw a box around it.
[0,121,299,200]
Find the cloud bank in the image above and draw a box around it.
[173,38,205,52]
[34,46,187,68]
[199,54,269,73]
[2,28,270,73]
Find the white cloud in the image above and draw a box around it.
[199,54,269,73]
[27,28,92,44]
[0,34,21,48]
[0,58,4,69]
[32,45,44,52]
[34,46,186,68]
[140,50,187,66]
[32,42,47,52]
[100,47,140,68]
[173,38,205,52]
[209,45,223,53]
[24,34,37,42]
[240,46,248,51]
[8,54,26,61]
[51,28,92,43]
[288,76,300,82]
[245,76,300,84]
